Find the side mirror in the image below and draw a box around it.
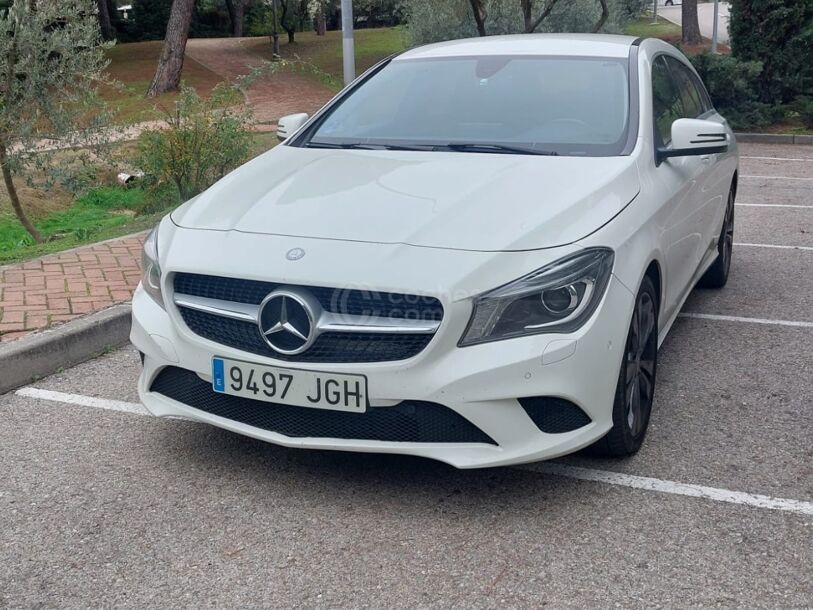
[657,118,728,164]
[277,113,309,142]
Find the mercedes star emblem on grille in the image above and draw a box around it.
[258,290,316,355]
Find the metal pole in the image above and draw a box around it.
[341,0,355,85]
[711,0,720,54]
[652,0,658,26]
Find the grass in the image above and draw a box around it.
[0,186,161,264]
[102,41,225,124]
[0,134,278,265]
[243,27,409,90]
[624,16,682,41]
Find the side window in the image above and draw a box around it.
[665,57,705,118]
[651,56,683,146]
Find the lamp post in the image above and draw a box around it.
[711,0,720,54]
[652,0,658,26]
[341,0,355,85]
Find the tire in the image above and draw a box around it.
[698,187,735,289]
[592,276,658,457]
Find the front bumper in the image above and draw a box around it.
[131,267,634,469]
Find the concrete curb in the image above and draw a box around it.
[735,132,813,145]
[0,304,131,394]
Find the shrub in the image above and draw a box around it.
[688,53,782,130]
[129,0,173,41]
[788,96,813,130]
[729,0,813,105]
[137,84,255,204]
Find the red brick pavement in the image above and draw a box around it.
[0,233,146,342]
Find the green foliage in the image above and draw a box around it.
[137,84,255,203]
[0,186,146,254]
[729,0,813,104]
[128,0,173,41]
[688,52,783,129]
[403,0,646,45]
[788,96,813,130]
[0,0,119,241]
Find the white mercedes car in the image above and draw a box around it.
[131,34,738,468]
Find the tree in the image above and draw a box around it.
[681,0,702,45]
[225,0,247,36]
[468,0,486,36]
[147,0,195,96]
[96,0,116,40]
[279,0,308,43]
[0,0,113,243]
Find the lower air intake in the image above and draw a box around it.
[150,367,496,445]
[518,397,592,433]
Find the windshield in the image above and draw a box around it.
[300,55,631,157]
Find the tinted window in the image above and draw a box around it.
[304,56,631,157]
[652,56,683,146]
[665,56,705,118]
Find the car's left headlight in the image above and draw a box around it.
[459,248,614,346]
[141,225,165,309]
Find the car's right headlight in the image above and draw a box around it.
[141,225,165,309]
[459,248,614,346]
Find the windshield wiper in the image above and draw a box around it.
[437,143,559,156]
[305,141,425,151]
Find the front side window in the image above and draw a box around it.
[665,56,705,118]
[299,55,632,157]
[652,56,683,146]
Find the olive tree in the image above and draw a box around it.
[404,0,642,45]
[0,0,114,243]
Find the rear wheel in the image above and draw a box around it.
[593,276,658,457]
[698,188,735,289]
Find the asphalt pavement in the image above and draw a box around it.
[1,142,812,608]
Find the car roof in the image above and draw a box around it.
[397,34,638,61]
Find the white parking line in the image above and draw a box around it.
[14,385,813,517]
[742,175,813,181]
[736,203,812,209]
[679,312,813,328]
[15,387,149,415]
[735,242,813,252]
[526,464,813,516]
[741,155,813,163]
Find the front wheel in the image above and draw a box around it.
[698,188,735,289]
[593,276,658,457]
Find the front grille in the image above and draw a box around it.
[173,273,443,363]
[518,397,592,433]
[174,273,444,321]
[150,367,496,445]
[178,307,433,363]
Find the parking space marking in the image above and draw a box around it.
[740,156,813,162]
[736,203,812,209]
[15,387,149,415]
[679,312,813,328]
[741,175,813,181]
[526,464,813,516]
[735,242,813,252]
[12,385,813,517]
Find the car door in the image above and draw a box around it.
[650,55,708,320]
[665,56,733,255]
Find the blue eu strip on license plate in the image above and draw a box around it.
[212,358,225,392]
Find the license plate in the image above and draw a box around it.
[212,357,367,413]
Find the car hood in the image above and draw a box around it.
[171,145,640,252]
